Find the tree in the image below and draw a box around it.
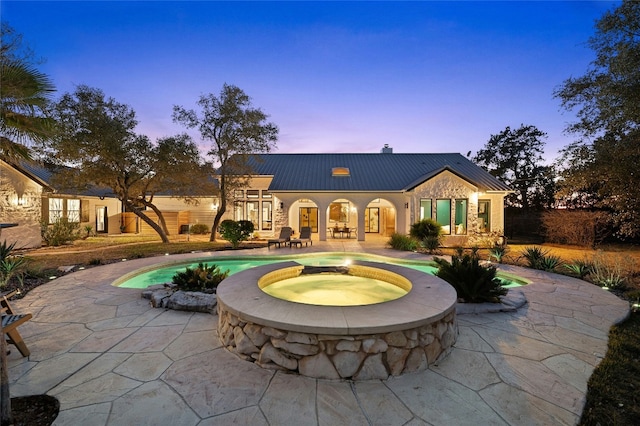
[46,86,210,243]
[0,23,55,161]
[554,0,640,237]
[173,84,278,241]
[473,124,555,210]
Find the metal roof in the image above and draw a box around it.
[245,153,512,192]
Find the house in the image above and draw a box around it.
[1,145,511,248]
[0,158,217,248]
[225,146,512,244]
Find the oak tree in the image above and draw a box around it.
[173,84,278,241]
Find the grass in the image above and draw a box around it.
[19,234,265,273]
[579,310,640,425]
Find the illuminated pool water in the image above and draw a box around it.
[114,252,527,289]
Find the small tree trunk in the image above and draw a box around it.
[1,328,13,426]
[145,202,170,236]
[124,202,170,243]
[210,208,225,242]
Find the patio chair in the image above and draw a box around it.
[2,292,32,357]
[267,226,293,249]
[289,226,312,248]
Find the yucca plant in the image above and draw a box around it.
[172,263,229,292]
[434,247,507,303]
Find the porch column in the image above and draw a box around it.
[357,201,366,241]
[318,202,328,241]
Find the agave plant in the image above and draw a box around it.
[520,246,549,270]
[539,254,563,272]
[434,248,507,303]
[488,245,508,263]
[564,259,592,279]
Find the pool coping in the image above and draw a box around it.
[216,260,458,335]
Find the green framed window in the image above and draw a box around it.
[436,199,451,234]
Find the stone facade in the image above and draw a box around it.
[0,161,44,248]
[217,308,457,380]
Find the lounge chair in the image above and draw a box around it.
[267,226,293,249]
[2,291,32,357]
[289,226,312,248]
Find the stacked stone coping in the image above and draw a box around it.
[216,260,458,380]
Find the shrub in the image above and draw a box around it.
[172,262,229,292]
[190,223,210,235]
[589,251,634,289]
[420,235,441,254]
[467,230,506,249]
[434,247,507,303]
[219,220,254,248]
[41,218,79,246]
[388,233,418,251]
[410,219,442,240]
[540,209,612,247]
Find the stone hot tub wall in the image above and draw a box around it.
[217,307,457,380]
[216,260,459,381]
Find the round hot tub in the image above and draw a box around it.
[216,260,458,380]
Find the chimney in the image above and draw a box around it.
[380,144,393,154]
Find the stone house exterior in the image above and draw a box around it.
[0,146,511,247]
[223,146,512,244]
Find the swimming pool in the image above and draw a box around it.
[113,252,528,289]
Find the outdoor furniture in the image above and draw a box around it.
[267,226,293,249]
[329,226,354,238]
[2,290,32,357]
[289,226,312,248]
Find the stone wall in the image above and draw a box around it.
[217,308,457,380]
[0,162,43,248]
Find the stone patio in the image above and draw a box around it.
[7,240,630,425]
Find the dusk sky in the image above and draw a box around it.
[3,1,619,161]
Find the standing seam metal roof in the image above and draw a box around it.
[245,153,512,192]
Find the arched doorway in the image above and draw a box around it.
[365,198,396,237]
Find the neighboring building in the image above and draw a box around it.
[0,146,511,247]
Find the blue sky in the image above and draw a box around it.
[2,1,619,160]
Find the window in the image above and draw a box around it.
[247,190,259,199]
[246,201,259,229]
[329,202,349,223]
[262,190,272,199]
[478,200,490,233]
[262,201,272,230]
[436,199,451,234]
[234,190,244,199]
[49,198,63,223]
[454,199,467,235]
[331,167,350,177]
[234,201,244,221]
[420,199,432,220]
[48,198,81,223]
[67,199,81,223]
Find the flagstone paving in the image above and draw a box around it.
[7,242,630,425]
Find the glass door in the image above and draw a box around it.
[299,207,318,233]
[365,207,379,233]
[96,206,107,233]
